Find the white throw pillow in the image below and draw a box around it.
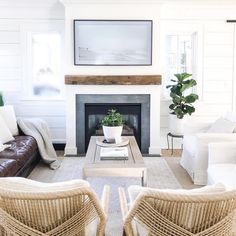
[224,112,236,133]
[206,117,236,133]
[0,115,14,144]
[0,105,19,136]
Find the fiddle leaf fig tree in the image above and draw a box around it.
[166,73,198,119]
[0,92,4,106]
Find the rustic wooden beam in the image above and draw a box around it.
[65,75,162,85]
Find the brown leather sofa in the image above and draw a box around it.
[0,129,40,177]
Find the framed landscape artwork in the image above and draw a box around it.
[74,20,153,66]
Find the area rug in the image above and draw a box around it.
[29,156,182,236]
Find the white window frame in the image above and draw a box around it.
[160,21,203,100]
[21,21,64,100]
[233,24,236,111]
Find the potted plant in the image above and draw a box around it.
[0,92,4,106]
[101,109,124,143]
[166,73,198,135]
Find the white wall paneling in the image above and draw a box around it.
[0,0,65,144]
[1,0,236,148]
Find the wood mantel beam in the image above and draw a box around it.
[65,75,162,85]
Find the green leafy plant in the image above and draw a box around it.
[0,92,4,106]
[166,73,199,119]
[101,109,124,126]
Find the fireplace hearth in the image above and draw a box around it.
[76,94,150,154]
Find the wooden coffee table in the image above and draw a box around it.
[83,136,147,186]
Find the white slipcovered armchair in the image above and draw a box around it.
[180,116,236,185]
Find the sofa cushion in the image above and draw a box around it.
[0,116,14,144]
[0,105,19,136]
[183,134,197,156]
[0,159,18,177]
[208,164,236,190]
[0,136,38,174]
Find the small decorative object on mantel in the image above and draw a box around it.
[166,73,198,135]
[101,109,124,143]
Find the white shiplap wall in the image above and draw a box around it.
[0,0,236,147]
[0,1,66,143]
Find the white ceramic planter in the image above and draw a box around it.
[168,114,185,135]
[103,125,123,143]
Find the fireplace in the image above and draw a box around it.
[76,94,150,154]
[64,76,162,156]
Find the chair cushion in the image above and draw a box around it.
[0,105,19,136]
[0,116,14,144]
[206,117,236,133]
[0,177,90,192]
[128,183,226,203]
[208,164,236,190]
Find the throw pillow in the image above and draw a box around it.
[224,112,236,132]
[206,117,236,133]
[0,115,14,144]
[0,105,19,136]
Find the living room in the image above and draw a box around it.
[0,0,235,235]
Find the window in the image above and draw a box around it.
[31,32,62,97]
[164,33,197,95]
[22,21,64,99]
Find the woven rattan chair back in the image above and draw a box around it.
[0,180,109,236]
[122,189,236,236]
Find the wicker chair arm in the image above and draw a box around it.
[118,187,138,236]
[101,185,110,215]
[118,187,129,219]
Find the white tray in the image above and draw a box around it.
[96,137,129,147]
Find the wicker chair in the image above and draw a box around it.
[0,177,109,236]
[119,186,236,236]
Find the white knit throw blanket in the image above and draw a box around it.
[17,118,60,170]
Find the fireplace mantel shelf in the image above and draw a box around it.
[65,75,162,85]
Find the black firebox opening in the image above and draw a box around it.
[85,103,141,151]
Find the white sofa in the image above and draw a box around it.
[180,118,236,185]
[208,142,236,190]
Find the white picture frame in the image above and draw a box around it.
[74,20,153,66]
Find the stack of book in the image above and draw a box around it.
[100,147,129,160]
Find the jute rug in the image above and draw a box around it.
[29,156,183,236]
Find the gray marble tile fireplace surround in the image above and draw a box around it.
[76,94,150,154]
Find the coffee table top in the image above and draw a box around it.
[85,136,145,167]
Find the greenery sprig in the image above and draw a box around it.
[101,109,124,127]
